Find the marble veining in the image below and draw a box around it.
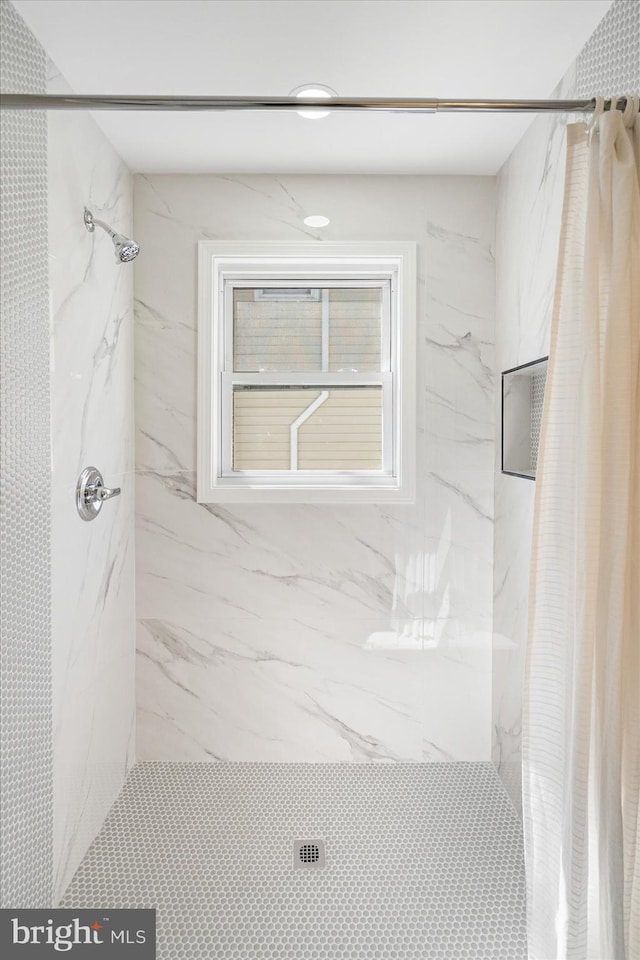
[48,62,136,901]
[137,617,424,762]
[135,174,495,764]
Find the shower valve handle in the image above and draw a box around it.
[88,481,121,502]
[76,466,121,521]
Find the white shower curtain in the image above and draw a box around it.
[523,98,640,960]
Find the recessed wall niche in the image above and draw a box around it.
[501,357,548,480]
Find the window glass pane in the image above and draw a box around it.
[233,288,322,372]
[233,386,382,471]
[328,288,382,372]
[232,287,383,373]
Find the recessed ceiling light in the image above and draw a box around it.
[290,84,337,120]
[304,215,330,228]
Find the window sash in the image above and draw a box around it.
[223,278,392,375]
[221,277,393,484]
[220,372,393,479]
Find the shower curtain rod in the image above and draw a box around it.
[0,94,629,113]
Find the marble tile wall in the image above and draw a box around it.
[134,174,496,763]
[493,0,640,812]
[48,65,136,900]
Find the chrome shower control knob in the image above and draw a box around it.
[76,466,121,521]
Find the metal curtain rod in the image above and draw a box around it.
[0,94,628,113]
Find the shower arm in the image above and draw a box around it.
[84,209,116,239]
[94,219,116,238]
[0,94,630,113]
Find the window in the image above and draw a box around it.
[197,242,416,503]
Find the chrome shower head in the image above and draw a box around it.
[111,233,140,263]
[84,208,140,263]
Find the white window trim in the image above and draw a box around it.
[197,241,417,504]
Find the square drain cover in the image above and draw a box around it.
[293,839,326,868]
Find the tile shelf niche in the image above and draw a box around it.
[501,356,548,480]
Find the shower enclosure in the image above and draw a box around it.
[1,0,638,957]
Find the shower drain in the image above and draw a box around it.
[293,839,326,868]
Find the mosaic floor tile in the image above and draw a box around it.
[61,762,527,959]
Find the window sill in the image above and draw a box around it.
[196,480,415,505]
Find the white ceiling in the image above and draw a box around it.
[14,0,613,175]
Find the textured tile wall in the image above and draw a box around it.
[0,0,53,908]
[493,0,640,813]
[134,174,496,764]
[575,0,640,97]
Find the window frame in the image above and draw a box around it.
[197,241,417,503]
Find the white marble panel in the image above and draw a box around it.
[51,473,135,898]
[423,319,494,547]
[422,643,492,761]
[137,618,424,763]
[49,77,135,490]
[136,470,425,622]
[48,62,135,900]
[134,173,496,763]
[135,296,196,474]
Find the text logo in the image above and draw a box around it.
[1,909,155,957]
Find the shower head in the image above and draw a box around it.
[111,233,140,263]
[84,208,140,263]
